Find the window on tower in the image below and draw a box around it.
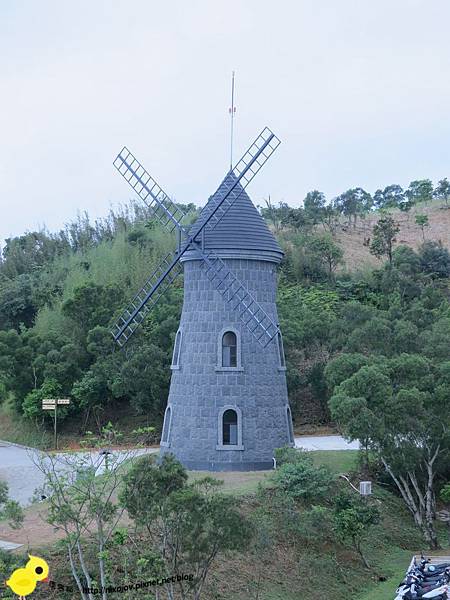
[216,406,243,450]
[286,406,294,444]
[171,329,182,369]
[277,332,286,369]
[222,409,238,445]
[161,406,172,446]
[222,331,237,368]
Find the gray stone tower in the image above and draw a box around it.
[110,129,294,471]
[160,176,295,471]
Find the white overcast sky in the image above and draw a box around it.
[1,0,450,245]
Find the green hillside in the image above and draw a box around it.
[1,186,450,600]
[1,182,450,442]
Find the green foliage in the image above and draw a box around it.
[415,214,429,240]
[273,446,312,467]
[440,483,450,505]
[406,179,434,204]
[373,185,404,210]
[369,216,400,265]
[1,185,450,457]
[308,234,344,278]
[271,457,334,501]
[303,190,326,224]
[419,241,450,278]
[120,454,188,525]
[296,505,335,545]
[121,454,251,598]
[334,188,372,225]
[333,492,380,567]
[61,281,123,333]
[328,348,450,547]
[434,178,450,207]
[0,480,24,529]
[22,378,63,420]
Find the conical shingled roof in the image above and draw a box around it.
[183,172,283,262]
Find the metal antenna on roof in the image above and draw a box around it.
[229,71,236,170]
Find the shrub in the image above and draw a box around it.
[272,460,334,501]
[274,446,313,467]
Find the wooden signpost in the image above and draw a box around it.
[42,399,71,449]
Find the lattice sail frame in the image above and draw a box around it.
[111,127,281,348]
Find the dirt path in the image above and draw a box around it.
[0,502,64,551]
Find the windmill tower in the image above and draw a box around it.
[111,128,295,471]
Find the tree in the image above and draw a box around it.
[62,282,123,334]
[111,343,170,415]
[433,178,450,208]
[303,190,326,224]
[369,216,400,265]
[308,234,344,279]
[419,241,450,278]
[121,454,251,600]
[334,188,372,227]
[35,448,142,600]
[258,197,290,232]
[415,214,429,240]
[333,492,380,568]
[399,199,414,214]
[0,274,36,330]
[22,378,63,421]
[328,358,450,548]
[0,480,24,530]
[405,179,433,205]
[392,246,421,276]
[439,483,450,545]
[373,185,404,210]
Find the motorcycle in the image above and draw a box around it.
[394,557,450,599]
[395,582,448,599]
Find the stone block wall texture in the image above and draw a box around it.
[159,256,294,471]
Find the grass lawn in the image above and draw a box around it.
[188,469,271,494]
[187,449,360,495]
[311,449,359,473]
[356,548,411,600]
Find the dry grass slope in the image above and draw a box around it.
[334,201,450,271]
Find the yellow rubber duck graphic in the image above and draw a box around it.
[5,554,49,599]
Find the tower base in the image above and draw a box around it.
[160,452,275,472]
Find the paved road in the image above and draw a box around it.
[295,435,359,451]
[0,442,156,506]
[0,435,358,506]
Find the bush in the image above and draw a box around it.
[295,505,335,545]
[272,460,334,501]
[274,446,313,467]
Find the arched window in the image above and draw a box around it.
[277,332,286,369]
[286,406,294,445]
[222,331,237,368]
[222,409,238,445]
[161,406,172,446]
[216,406,244,450]
[171,330,182,368]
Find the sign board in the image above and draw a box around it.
[437,510,450,523]
[42,406,56,410]
[42,399,70,405]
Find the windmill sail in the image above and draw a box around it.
[114,148,188,232]
[111,128,281,347]
[112,254,183,347]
